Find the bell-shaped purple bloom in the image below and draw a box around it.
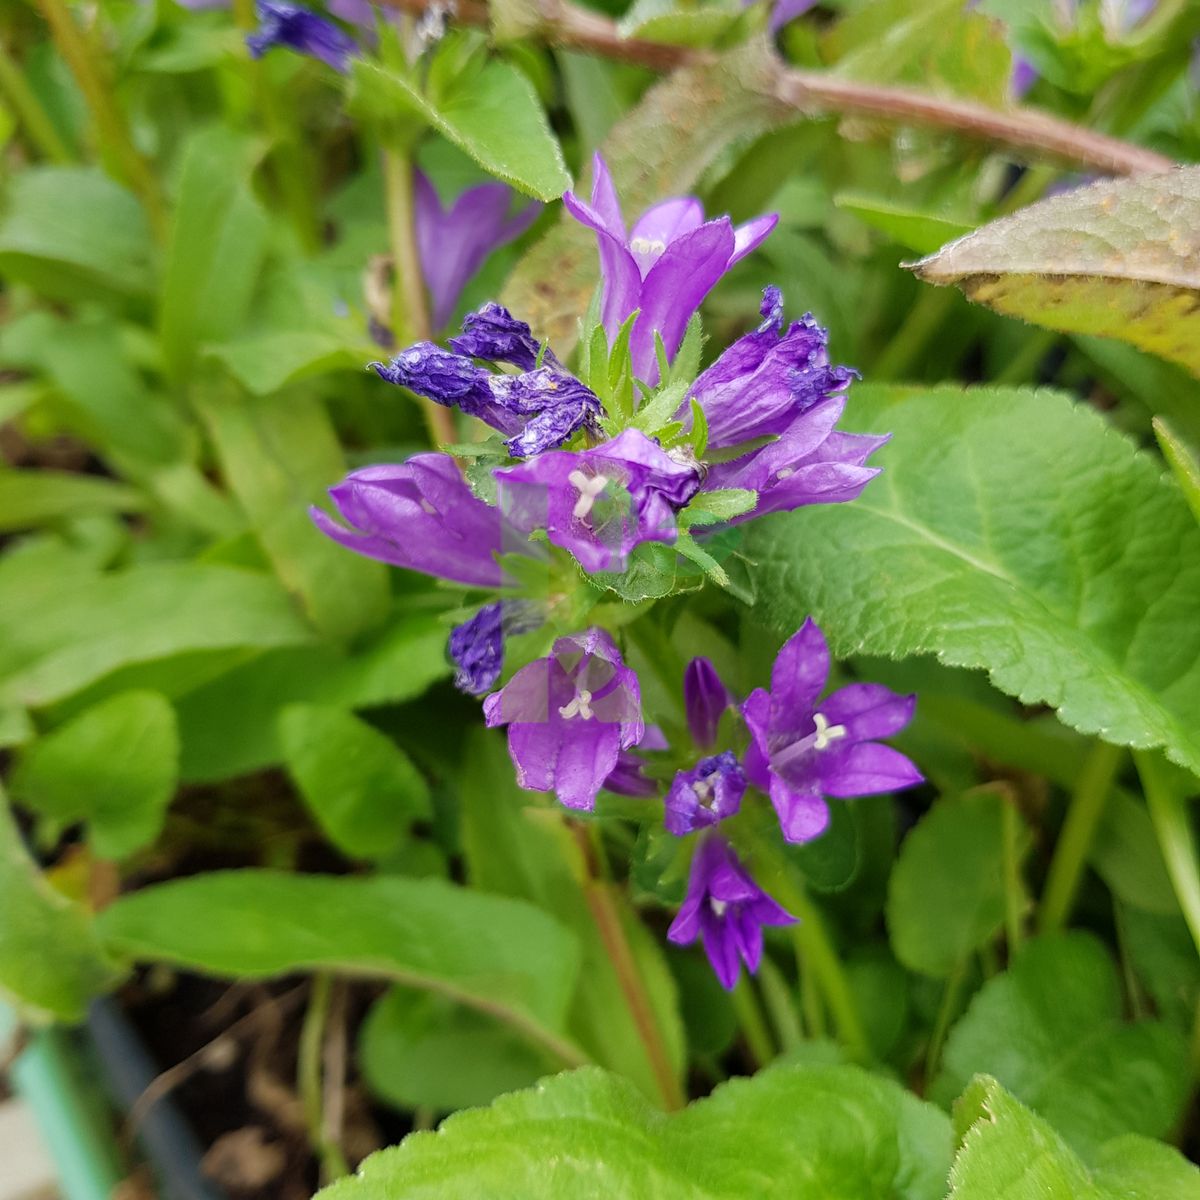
[689,287,858,452]
[702,396,888,522]
[563,154,777,384]
[246,0,357,71]
[449,603,504,696]
[483,628,644,811]
[309,455,520,587]
[494,429,701,573]
[685,657,732,749]
[664,752,746,836]
[668,836,795,991]
[742,619,922,844]
[415,173,539,333]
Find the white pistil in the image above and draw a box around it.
[812,711,848,751]
[630,236,667,259]
[710,898,728,918]
[558,687,594,721]
[568,469,608,521]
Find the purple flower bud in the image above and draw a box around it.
[309,455,521,587]
[495,429,701,573]
[414,175,540,333]
[450,303,554,372]
[664,752,746,836]
[742,618,922,844]
[668,837,795,991]
[449,603,504,696]
[684,657,731,748]
[483,628,644,811]
[246,0,357,71]
[563,155,777,384]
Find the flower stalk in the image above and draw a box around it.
[298,973,350,1185]
[0,38,72,163]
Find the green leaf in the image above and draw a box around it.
[934,933,1191,1154]
[748,383,1200,775]
[912,170,1200,380]
[359,988,559,1113]
[0,469,145,532]
[315,1061,952,1200]
[1121,906,1200,1033]
[206,331,371,396]
[159,127,271,379]
[834,193,973,256]
[0,166,153,299]
[949,1076,1200,1200]
[279,704,430,860]
[618,0,747,48]
[1089,789,1179,916]
[680,488,757,528]
[199,390,389,642]
[459,731,685,1105]
[175,612,451,783]
[1153,416,1200,524]
[0,786,119,1021]
[351,55,568,201]
[503,39,785,354]
[786,798,860,893]
[887,790,1028,978]
[97,869,585,1067]
[0,563,314,709]
[10,691,178,860]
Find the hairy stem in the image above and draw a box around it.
[1040,741,1123,934]
[0,38,71,162]
[382,147,457,449]
[299,974,350,1184]
[1137,751,1200,961]
[378,0,1173,177]
[36,0,167,241]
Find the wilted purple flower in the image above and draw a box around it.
[310,455,520,587]
[563,154,777,384]
[373,313,599,457]
[685,657,732,749]
[246,0,357,71]
[449,603,504,695]
[668,836,794,990]
[742,619,921,844]
[483,628,644,811]
[665,752,746,836]
[702,396,887,522]
[494,429,701,573]
[415,173,539,332]
[689,287,858,451]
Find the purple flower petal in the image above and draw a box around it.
[818,742,924,798]
[246,0,357,71]
[450,302,549,372]
[628,197,706,275]
[769,619,830,739]
[768,775,831,844]
[563,190,642,339]
[740,687,773,792]
[730,213,780,265]
[820,683,916,742]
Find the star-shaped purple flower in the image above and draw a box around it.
[246,0,357,71]
[414,175,539,333]
[309,454,526,587]
[668,836,795,991]
[664,751,746,836]
[494,428,701,573]
[483,628,645,811]
[564,154,777,384]
[742,618,922,844]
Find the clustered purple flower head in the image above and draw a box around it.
[668,837,795,991]
[483,628,644,811]
[494,428,701,573]
[372,305,600,458]
[414,174,540,333]
[309,454,525,587]
[246,0,357,71]
[743,619,922,843]
[564,155,778,384]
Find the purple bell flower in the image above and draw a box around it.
[664,752,746,836]
[246,0,357,71]
[689,287,858,452]
[563,154,777,384]
[309,455,522,587]
[449,602,504,696]
[701,396,888,522]
[684,656,733,749]
[415,173,539,332]
[667,836,795,991]
[483,628,645,811]
[494,428,701,573]
[742,618,922,844]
